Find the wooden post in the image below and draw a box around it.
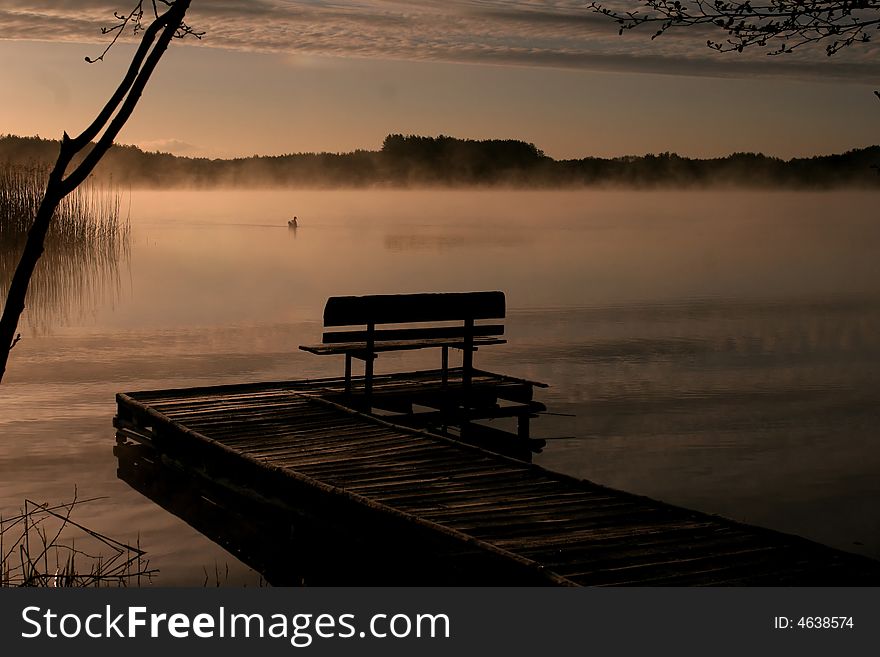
[364,322,375,407]
[344,353,352,395]
[462,318,474,407]
[441,346,449,388]
[518,414,530,440]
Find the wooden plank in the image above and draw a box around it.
[176,413,363,437]
[323,291,506,326]
[248,439,451,463]
[226,429,407,454]
[338,467,543,496]
[283,450,508,475]
[533,526,759,566]
[370,480,564,508]
[419,497,639,523]
[565,546,794,586]
[322,324,505,344]
[331,464,569,492]
[411,491,614,514]
[300,336,506,355]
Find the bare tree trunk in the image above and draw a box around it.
[0,0,191,383]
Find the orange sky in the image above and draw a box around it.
[1,2,878,160]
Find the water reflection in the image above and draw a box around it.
[0,167,130,334]
[384,231,525,252]
[18,232,130,333]
[385,234,466,251]
[115,441,519,585]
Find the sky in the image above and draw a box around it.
[0,0,878,160]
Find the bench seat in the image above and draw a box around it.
[300,336,506,357]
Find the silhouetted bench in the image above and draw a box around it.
[299,291,507,403]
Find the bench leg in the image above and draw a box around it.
[462,318,474,408]
[364,355,374,408]
[364,323,375,410]
[441,346,449,388]
[462,350,473,407]
[462,348,473,387]
[344,354,352,395]
[518,414,530,440]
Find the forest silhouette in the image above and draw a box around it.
[2,133,878,189]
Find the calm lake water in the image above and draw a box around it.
[2,188,880,585]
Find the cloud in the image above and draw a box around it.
[1,1,879,81]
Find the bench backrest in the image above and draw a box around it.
[322,291,505,343]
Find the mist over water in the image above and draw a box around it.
[2,188,879,584]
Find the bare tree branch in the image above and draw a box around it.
[588,1,880,56]
[0,0,197,383]
[85,0,203,64]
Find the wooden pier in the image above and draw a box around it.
[114,370,880,586]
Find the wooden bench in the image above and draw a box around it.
[299,291,507,404]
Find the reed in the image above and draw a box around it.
[0,492,155,587]
[0,163,130,332]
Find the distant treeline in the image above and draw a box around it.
[2,133,879,189]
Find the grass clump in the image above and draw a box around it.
[0,162,130,332]
[1,492,155,587]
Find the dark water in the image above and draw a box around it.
[2,189,879,584]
